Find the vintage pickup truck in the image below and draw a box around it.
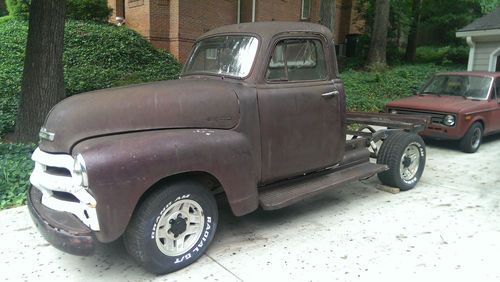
[28,22,429,274]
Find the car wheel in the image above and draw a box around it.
[376,131,426,191]
[459,122,483,153]
[123,180,218,274]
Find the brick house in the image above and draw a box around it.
[108,0,363,63]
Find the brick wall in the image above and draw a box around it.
[254,0,320,22]
[106,0,364,63]
[176,0,237,62]
[123,0,151,38]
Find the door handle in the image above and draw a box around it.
[322,90,339,97]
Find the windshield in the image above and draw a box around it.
[183,36,259,78]
[422,75,493,100]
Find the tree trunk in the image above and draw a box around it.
[0,0,7,16]
[404,0,422,62]
[320,0,336,32]
[367,0,390,69]
[14,0,66,143]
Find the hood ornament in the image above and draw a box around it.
[39,127,55,142]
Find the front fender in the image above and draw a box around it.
[73,129,258,242]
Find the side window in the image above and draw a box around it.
[266,39,327,82]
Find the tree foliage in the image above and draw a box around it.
[66,0,111,22]
[476,0,500,13]
[3,0,111,21]
[5,0,29,19]
[419,0,482,45]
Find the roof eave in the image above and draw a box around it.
[456,28,500,38]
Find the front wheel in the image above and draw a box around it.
[123,181,218,274]
[459,122,483,153]
[376,131,426,191]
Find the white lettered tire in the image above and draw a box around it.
[376,131,426,191]
[123,180,218,274]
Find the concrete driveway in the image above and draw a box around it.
[1,136,499,282]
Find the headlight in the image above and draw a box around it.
[390,109,398,114]
[443,115,455,126]
[74,154,89,187]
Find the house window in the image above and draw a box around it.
[301,0,311,20]
[496,56,500,72]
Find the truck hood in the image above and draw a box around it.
[386,95,484,113]
[39,78,240,153]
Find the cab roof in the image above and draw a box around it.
[200,21,333,42]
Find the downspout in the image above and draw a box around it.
[237,0,241,23]
[252,0,256,22]
[466,36,475,71]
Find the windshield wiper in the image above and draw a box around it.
[421,91,440,96]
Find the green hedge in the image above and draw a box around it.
[0,19,182,137]
[0,143,35,209]
[341,64,465,112]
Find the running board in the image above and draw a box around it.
[259,162,388,210]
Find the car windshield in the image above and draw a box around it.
[421,75,493,100]
[183,35,259,78]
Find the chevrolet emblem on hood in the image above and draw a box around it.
[39,127,55,142]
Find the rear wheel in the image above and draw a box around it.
[123,181,218,274]
[459,122,483,153]
[377,131,426,191]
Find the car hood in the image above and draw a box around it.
[386,95,484,113]
[39,78,240,153]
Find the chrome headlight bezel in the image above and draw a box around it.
[443,114,456,127]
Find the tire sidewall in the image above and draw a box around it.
[143,184,217,273]
[462,123,483,153]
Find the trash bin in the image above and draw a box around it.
[345,34,361,57]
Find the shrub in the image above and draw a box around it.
[5,0,29,19]
[341,64,465,112]
[416,45,469,65]
[0,19,182,136]
[0,142,35,209]
[66,0,111,22]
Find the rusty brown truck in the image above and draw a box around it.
[28,22,429,274]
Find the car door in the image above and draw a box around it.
[257,36,345,184]
[493,78,500,132]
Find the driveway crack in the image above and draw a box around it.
[204,253,243,281]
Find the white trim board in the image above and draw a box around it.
[489,47,500,71]
[457,29,500,38]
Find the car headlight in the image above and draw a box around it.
[443,115,455,126]
[74,154,89,187]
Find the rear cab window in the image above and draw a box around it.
[265,38,327,82]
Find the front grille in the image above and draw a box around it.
[389,108,446,125]
[45,166,72,177]
[30,148,100,231]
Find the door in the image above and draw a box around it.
[258,37,345,183]
[493,78,500,132]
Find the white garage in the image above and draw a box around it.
[456,7,500,72]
